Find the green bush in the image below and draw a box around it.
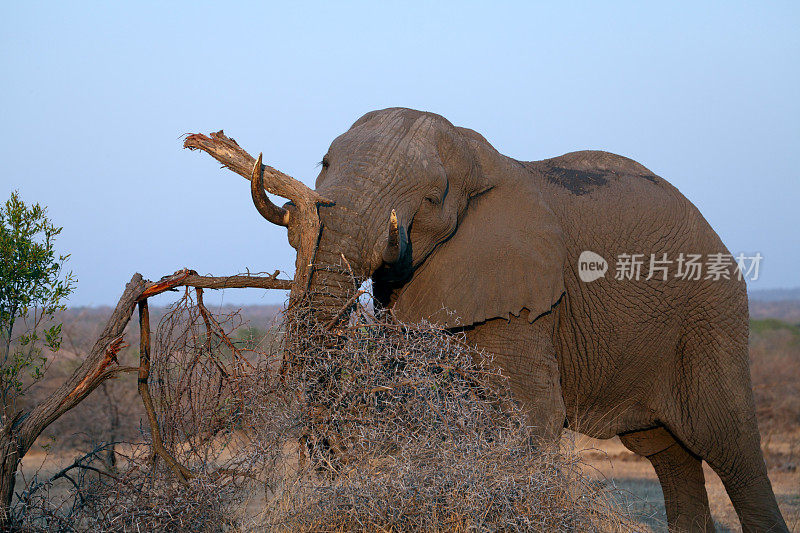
[0,191,75,418]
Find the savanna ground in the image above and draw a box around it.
[15,298,800,531]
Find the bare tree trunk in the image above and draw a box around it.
[0,416,20,527]
[0,274,145,526]
[98,382,119,469]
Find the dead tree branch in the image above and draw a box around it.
[14,274,147,455]
[140,269,291,300]
[0,274,146,524]
[183,130,330,300]
[0,269,294,522]
[183,131,326,205]
[138,300,192,482]
[11,269,291,453]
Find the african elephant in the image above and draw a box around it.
[194,107,787,532]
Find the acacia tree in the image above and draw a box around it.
[0,191,75,422]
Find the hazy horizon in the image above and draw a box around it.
[2,2,798,306]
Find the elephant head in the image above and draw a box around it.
[252,107,566,328]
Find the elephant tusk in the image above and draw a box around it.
[250,153,291,227]
[383,209,401,263]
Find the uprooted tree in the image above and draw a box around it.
[7,274,633,531]
[0,130,326,526]
[0,269,291,525]
[1,133,637,531]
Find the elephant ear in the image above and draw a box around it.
[392,182,566,328]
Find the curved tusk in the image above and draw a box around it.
[383,209,401,263]
[250,153,291,227]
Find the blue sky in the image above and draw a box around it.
[1,2,798,306]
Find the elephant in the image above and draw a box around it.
[191,107,788,532]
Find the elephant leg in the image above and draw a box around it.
[673,417,787,532]
[671,418,787,533]
[662,336,788,533]
[465,310,565,441]
[620,427,715,532]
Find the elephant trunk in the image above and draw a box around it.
[288,204,366,327]
[304,255,359,325]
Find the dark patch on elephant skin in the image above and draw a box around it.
[544,165,661,195]
[546,166,609,196]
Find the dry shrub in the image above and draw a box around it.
[254,304,635,531]
[70,467,238,532]
[12,443,238,532]
[14,291,636,532]
[750,320,800,433]
[749,319,800,473]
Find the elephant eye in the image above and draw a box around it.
[424,195,440,206]
[320,155,330,169]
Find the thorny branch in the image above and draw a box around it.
[3,268,293,505]
[15,441,120,510]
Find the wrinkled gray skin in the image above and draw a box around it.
[293,108,786,532]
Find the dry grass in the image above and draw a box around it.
[749,319,800,467]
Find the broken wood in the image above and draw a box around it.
[184,131,330,303]
[140,269,291,299]
[0,274,146,523]
[0,269,293,521]
[138,300,192,482]
[183,131,328,206]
